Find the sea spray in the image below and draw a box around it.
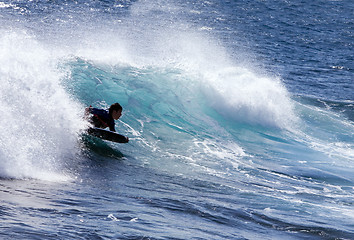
[0,29,86,180]
[69,25,298,130]
[201,66,298,129]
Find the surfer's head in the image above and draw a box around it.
[109,103,123,120]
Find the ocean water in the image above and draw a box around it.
[0,0,353,239]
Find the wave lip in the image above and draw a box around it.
[203,66,298,129]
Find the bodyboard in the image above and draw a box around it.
[87,127,129,143]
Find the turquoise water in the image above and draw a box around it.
[0,0,353,239]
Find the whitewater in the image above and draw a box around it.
[1,0,353,239]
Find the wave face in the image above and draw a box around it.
[0,0,353,239]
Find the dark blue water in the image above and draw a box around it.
[1,0,353,239]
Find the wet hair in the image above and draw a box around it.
[109,103,122,115]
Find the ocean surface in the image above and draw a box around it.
[0,0,353,239]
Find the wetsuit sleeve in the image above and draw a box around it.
[109,120,116,132]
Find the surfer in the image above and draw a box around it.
[85,103,123,132]
[85,103,129,143]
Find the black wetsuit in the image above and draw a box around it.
[88,108,115,132]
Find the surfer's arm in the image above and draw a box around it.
[109,123,116,132]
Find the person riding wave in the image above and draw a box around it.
[85,103,123,132]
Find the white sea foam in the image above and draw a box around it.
[158,31,299,129]
[202,66,298,129]
[0,29,86,181]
